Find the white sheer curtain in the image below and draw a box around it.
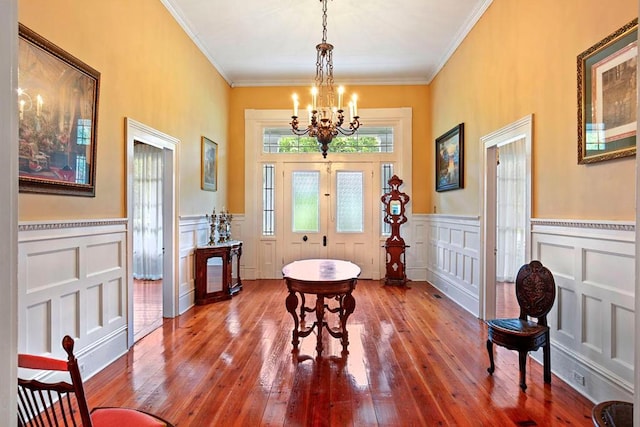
[133,143,163,280]
[496,138,526,282]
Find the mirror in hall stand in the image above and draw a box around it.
[381,175,410,286]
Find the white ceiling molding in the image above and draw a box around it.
[161,0,493,87]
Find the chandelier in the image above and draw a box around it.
[290,0,360,158]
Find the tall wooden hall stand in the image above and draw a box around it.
[381,175,410,285]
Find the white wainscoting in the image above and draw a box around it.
[178,214,248,314]
[406,214,429,281]
[178,215,208,314]
[422,215,635,402]
[230,215,253,280]
[424,214,481,317]
[18,220,129,380]
[531,219,635,403]
[252,216,422,281]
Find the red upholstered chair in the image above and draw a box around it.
[486,260,556,391]
[17,335,174,427]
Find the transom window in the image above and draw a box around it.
[263,126,394,154]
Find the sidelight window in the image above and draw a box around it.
[262,164,275,236]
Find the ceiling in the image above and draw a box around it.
[160,0,493,87]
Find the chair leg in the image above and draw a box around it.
[518,351,527,391]
[543,338,551,384]
[486,340,495,375]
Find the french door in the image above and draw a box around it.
[282,162,377,278]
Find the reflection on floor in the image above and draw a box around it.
[134,279,163,342]
[496,280,519,318]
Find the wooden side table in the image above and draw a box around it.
[282,259,361,356]
[194,240,242,305]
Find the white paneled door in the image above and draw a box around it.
[283,162,376,278]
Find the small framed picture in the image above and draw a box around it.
[435,123,464,192]
[201,136,217,191]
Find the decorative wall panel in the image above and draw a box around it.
[25,301,50,354]
[105,277,123,323]
[613,305,633,369]
[86,284,103,334]
[582,295,603,352]
[557,287,576,339]
[26,248,78,291]
[59,291,79,338]
[86,241,122,277]
[18,220,128,376]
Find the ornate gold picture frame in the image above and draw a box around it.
[18,24,100,196]
[578,19,637,164]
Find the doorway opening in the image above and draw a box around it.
[495,138,527,318]
[125,118,178,347]
[133,142,164,341]
[481,115,532,320]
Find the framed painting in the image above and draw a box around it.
[18,24,100,196]
[435,123,464,192]
[578,19,637,164]
[201,136,218,191]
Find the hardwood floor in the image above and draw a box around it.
[84,279,594,426]
[133,279,163,342]
[496,281,519,319]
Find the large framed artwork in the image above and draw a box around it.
[18,24,101,196]
[201,136,218,191]
[435,123,464,192]
[578,19,637,164]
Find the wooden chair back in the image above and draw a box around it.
[515,260,556,325]
[18,335,92,427]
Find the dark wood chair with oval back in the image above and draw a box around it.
[486,260,556,391]
[18,335,174,427]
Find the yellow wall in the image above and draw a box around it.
[19,0,230,220]
[430,0,637,220]
[228,85,431,213]
[20,0,635,221]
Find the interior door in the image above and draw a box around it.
[283,163,328,263]
[283,162,376,278]
[327,162,375,278]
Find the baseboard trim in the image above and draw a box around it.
[75,327,128,381]
[547,340,633,403]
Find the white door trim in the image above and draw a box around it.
[480,114,532,320]
[125,118,179,347]
[1,0,18,420]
